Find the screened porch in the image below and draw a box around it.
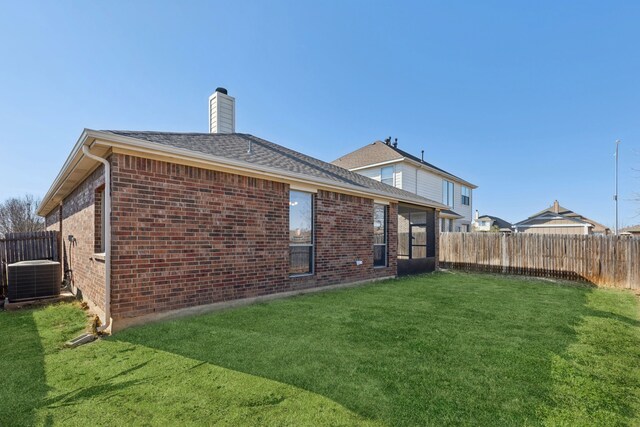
[397,204,437,276]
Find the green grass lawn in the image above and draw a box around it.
[1,272,639,426]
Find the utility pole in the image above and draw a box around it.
[615,140,620,235]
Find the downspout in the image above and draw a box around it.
[82,145,111,333]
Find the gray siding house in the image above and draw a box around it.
[332,139,477,232]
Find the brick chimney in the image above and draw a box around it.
[209,87,235,134]
[552,200,560,213]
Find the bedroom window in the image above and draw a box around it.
[461,186,470,206]
[442,180,454,207]
[381,166,394,186]
[373,204,387,267]
[95,187,105,253]
[289,190,314,275]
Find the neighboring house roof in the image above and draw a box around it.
[514,200,610,233]
[620,225,640,234]
[439,209,463,219]
[38,130,448,216]
[331,141,476,188]
[477,215,512,230]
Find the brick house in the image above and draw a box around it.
[38,89,445,332]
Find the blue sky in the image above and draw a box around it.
[1,1,638,227]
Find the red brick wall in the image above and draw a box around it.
[45,165,107,316]
[292,190,397,287]
[110,154,397,320]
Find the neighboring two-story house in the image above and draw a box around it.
[332,139,477,232]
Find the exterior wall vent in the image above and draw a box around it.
[209,88,235,134]
[7,260,61,302]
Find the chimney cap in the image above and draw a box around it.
[215,87,228,95]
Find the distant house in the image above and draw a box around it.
[620,225,640,237]
[513,200,610,235]
[472,211,512,233]
[332,139,477,232]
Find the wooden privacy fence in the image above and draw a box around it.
[439,232,640,289]
[0,230,60,295]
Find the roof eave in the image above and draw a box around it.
[40,130,446,215]
[403,157,477,189]
[348,156,477,189]
[37,129,107,216]
[514,212,591,227]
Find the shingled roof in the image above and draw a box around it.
[331,141,475,187]
[524,201,610,233]
[101,131,445,208]
[477,214,513,230]
[621,225,640,234]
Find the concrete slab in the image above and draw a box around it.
[4,291,76,311]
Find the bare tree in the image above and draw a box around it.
[0,194,44,237]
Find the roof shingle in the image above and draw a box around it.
[526,202,609,233]
[103,131,444,208]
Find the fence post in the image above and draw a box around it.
[629,238,634,289]
[501,233,507,274]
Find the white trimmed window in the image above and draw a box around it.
[289,190,314,275]
[95,187,106,253]
[442,180,454,207]
[461,186,470,206]
[373,204,387,267]
[381,166,394,186]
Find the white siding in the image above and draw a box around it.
[357,167,381,181]
[397,163,416,193]
[396,163,442,205]
[395,166,403,190]
[396,161,473,231]
[209,91,235,134]
[416,168,442,202]
[454,183,472,227]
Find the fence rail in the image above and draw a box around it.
[0,230,60,296]
[439,232,640,289]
